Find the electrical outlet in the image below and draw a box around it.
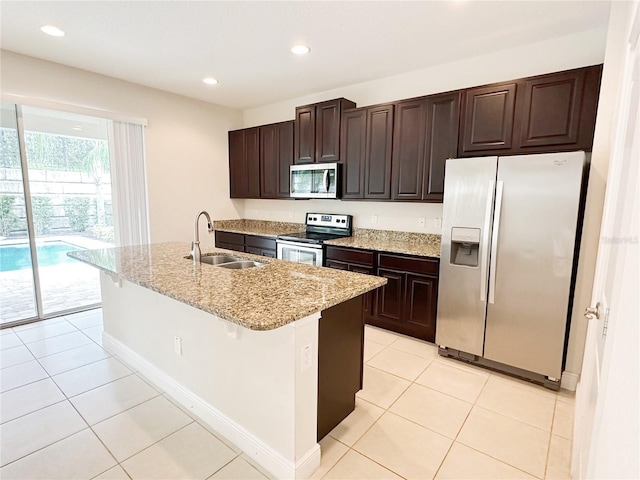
[302,344,312,371]
[435,217,442,228]
[288,210,294,219]
[418,217,426,227]
[174,336,182,356]
[371,215,378,224]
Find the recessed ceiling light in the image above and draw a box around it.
[72,126,83,131]
[203,77,218,85]
[291,44,310,55]
[41,25,65,37]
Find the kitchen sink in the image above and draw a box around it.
[185,254,265,270]
[216,260,265,270]
[200,255,242,265]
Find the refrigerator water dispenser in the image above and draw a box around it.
[450,227,480,267]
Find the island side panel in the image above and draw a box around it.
[317,295,365,440]
[98,272,320,479]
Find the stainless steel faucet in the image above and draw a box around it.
[191,210,214,264]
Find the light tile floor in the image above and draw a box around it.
[0,310,575,479]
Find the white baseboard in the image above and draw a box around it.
[103,333,320,479]
[561,371,580,391]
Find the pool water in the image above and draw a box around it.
[0,241,82,273]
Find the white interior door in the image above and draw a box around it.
[572,3,639,478]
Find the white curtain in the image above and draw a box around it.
[109,121,150,246]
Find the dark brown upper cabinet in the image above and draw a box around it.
[391,92,460,202]
[228,64,602,202]
[460,82,517,155]
[424,92,460,200]
[294,98,356,164]
[259,121,294,198]
[341,109,366,199]
[391,99,427,200]
[341,104,394,199]
[460,65,602,157]
[229,127,259,198]
[514,65,602,151]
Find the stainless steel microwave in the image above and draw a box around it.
[290,163,340,199]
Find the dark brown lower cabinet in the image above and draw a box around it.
[214,231,245,253]
[317,295,364,440]
[371,254,439,343]
[214,232,276,257]
[244,234,277,258]
[324,246,439,342]
[324,247,376,321]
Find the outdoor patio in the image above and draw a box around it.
[0,236,111,326]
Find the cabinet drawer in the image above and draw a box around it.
[325,246,374,266]
[246,246,276,258]
[216,231,244,246]
[245,235,276,250]
[378,253,438,275]
[216,242,244,253]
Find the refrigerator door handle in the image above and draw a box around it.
[480,180,495,302]
[489,180,504,304]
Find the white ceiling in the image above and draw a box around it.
[1,1,611,110]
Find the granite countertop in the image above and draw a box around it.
[213,219,305,238]
[69,242,386,331]
[324,228,442,258]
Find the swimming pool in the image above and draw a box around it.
[0,241,82,273]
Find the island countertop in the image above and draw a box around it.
[69,242,386,331]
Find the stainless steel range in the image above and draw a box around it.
[277,213,353,266]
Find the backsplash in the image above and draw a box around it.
[242,199,444,234]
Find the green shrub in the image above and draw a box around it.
[63,196,91,232]
[31,196,53,234]
[0,195,19,236]
[90,224,115,243]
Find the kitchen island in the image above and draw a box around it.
[69,242,385,480]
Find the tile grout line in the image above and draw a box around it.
[329,343,431,480]
[434,371,548,480]
[542,397,560,480]
[426,365,490,480]
[335,328,564,480]
[0,339,95,470]
[22,336,96,362]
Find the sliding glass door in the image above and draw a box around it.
[0,103,38,324]
[0,103,115,327]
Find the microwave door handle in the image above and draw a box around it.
[322,169,329,193]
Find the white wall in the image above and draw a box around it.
[0,50,244,246]
[242,26,611,378]
[244,28,607,127]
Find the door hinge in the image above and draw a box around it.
[602,307,611,338]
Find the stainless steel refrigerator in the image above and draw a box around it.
[436,151,586,387]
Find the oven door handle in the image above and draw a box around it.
[276,240,323,250]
